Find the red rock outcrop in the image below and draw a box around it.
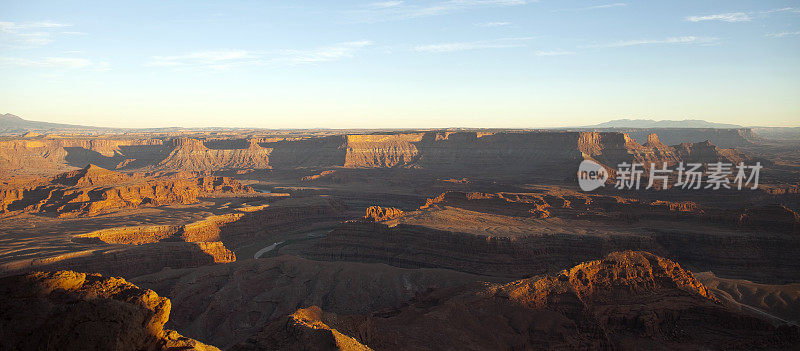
[52,163,132,186]
[242,252,800,350]
[363,206,404,222]
[0,165,254,217]
[0,270,219,350]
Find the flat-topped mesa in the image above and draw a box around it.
[0,270,220,351]
[158,137,271,171]
[171,137,208,150]
[343,133,423,168]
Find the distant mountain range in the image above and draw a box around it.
[2,114,799,140]
[584,119,744,129]
[0,113,112,134]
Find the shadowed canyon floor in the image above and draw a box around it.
[1,129,799,350]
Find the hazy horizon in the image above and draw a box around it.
[5,112,800,130]
[2,0,799,128]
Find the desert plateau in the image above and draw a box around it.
[2,1,800,349]
[1,114,799,350]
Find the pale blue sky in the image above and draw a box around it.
[1,0,799,128]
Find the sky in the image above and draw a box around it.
[0,0,799,129]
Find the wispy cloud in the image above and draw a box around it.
[147,41,373,69]
[414,37,532,53]
[0,21,70,30]
[348,0,530,22]
[586,36,718,48]
[274,40,373,64]
[148,50,254,67]
[766,31,800,38]
[0,21,73,47]
[534,50,574,56]
[364,1,404,9]
[685,12,751,22]
[0,56,108,71]
[760,7,800,15]
[686,7,800,23]
[553,3,626,12]
[475,21,511,27]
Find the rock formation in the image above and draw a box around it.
[233,306,372,351]
[363,206,404,221]
[0,164,253,217]
[0,131,759,181]
[156,138,271,172]
[250,252,799,350]
[0,270,219,350]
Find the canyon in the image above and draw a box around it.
[0,126,798,350]
[0,130,758,179]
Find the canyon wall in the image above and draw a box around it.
[1,131,753,177]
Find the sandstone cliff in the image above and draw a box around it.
[156,138,271,171]
[0,131,759,180]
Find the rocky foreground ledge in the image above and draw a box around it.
[0,270,218,351]
[1,252,799,350]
